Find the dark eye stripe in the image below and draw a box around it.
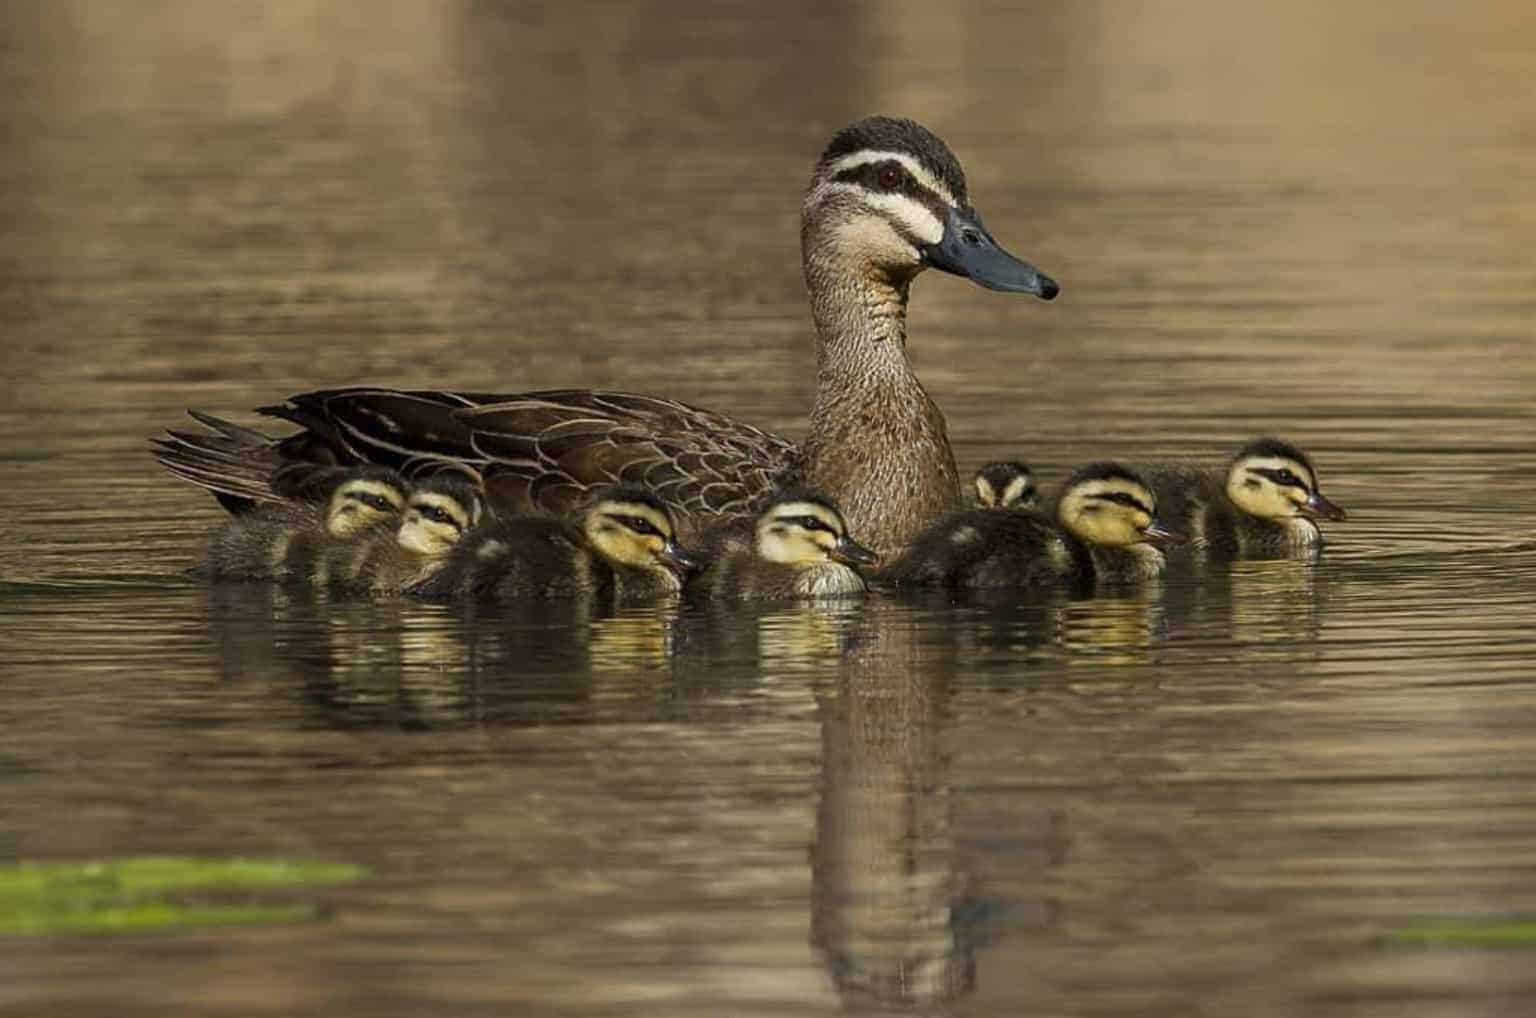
[1088,492,1153,515]
[831,162,947,208]
[609,514,663,538]
[348,492,399,513]
[1251,468,1308,490]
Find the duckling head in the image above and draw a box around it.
[1057,463,1184,549]
[582,486,702,578]
[323,467,409,539]
[1224,438,1346,523]
[803,116,1058,299]
[973,461,1037,510]
[755,490,880,570]
[397,472,488,557]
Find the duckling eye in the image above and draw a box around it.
[418,505,455,526]
[876,165,902,191]
[616,515,662,538]
[795,515,831,533]
[358,493,395,513]
[1275,469,1300,487]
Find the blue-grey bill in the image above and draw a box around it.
[924,206,1060,299]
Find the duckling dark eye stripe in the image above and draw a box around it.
[1251,468,1307,490]
[1088,492,1152,514]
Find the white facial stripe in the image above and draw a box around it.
[1000,475,1033,506]
[827,150,957,206]
[974,476,996,506]
[1244,456,1314,488]
[340,479,406,508]
[823,184,945,246]
[769,502,842,530]
[1080,480,1154,512]
[598,501,673,539]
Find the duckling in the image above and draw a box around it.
[412,485,701,604]
[205,466,408,582]
[1145,437,1346,557]
[321,472,489,594]
[971,460,1037,510]
[691,491,879,600]
[883,463,1183,589]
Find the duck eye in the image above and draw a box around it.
[877,165,901,190]
[1276,469,1298,486]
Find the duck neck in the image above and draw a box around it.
[797,245,958,559]
[805,258,917,399]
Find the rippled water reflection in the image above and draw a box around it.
[3,2,1535,1016]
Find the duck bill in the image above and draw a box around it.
[1299,491,1347,522]
[830,536,880,568]
[1140,521,1187,548]
[923,206,1060,299]
[658,542,704,574]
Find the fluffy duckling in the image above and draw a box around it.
[691,490,878,600]
[1146,438,1346,557]
[413,485,701,603]
[971,460,1037,510]
[321,472,489,594]
[206,466,408,582]
[883,463,1183,589]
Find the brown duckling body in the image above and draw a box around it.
[412,486,699,605]
[1146,438,1346,558]
[205,466,407,582]
[691,490,878,601]
[883,463,1183,589]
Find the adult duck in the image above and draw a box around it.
[154,116,1059,559]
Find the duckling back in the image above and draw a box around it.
[882,509,1090,590]
[205,503,322,582]
[205,465,409,585]
[411,514,614,600]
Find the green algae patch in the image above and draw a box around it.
[0,857,369,935]
[1385,918,1536,949]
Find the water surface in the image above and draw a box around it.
[3,2,1535,1016]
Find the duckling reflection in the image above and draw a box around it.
[692,491,877,601]
[1146,437,1346,559]
[1059,589,1167,666]
[884,463,1184,590]
[413,485,700,605]
[323,472,488,595]
[205,466,407,583]
[971,460,1037,510]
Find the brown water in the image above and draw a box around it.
[3,2,1535,1015]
